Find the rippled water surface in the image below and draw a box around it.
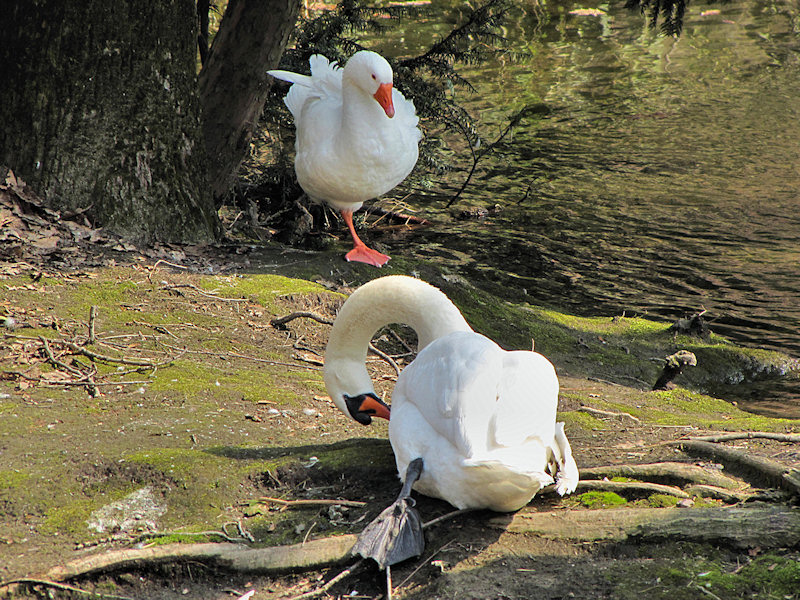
[383,1,800,417]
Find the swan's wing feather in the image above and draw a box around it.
[492,351,559,448]
[395,332,503,458]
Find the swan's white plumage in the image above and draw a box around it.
[324,276,579,513]
[268,52,421,213]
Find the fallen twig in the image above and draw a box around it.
[578,405,640,423]
[257,497,367,510]
[0,578,133,600]
[271,311,334,329]
[282,509,471,600]
[146,259,188,282]
[88,305,98,344]
[369,343,401,377]
[162,282,248,302]
[690,432,800,443]
[39,336,84,377]
[283,559,367,600]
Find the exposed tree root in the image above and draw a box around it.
[690,431,800,443]
[40,536,358,583]
[490,504,800,548]
[576,479,690,499]
[579,461,742,490]
[684,484,750,503]
[675,439,800,496]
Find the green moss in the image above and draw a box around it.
[536,310,669,339]
[611,551,800,600]
[40,498,98,535]
[149,360,297,405]
[558,410,606,431]
[198,274,338,309]
[0,470,29,489]
[641,494,680,508]
[577,491,627,509]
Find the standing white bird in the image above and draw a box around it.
[324,276,579,567]
[268,51,422,267]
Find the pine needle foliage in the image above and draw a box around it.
[626,0,729,36]
[625,0,687,36]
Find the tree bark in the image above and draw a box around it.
[0,1,219,244]
[199,0,302,200]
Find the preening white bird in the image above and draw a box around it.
[268,51,422,267]
[324,275,579,568]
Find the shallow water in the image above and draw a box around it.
[385,0,800,417]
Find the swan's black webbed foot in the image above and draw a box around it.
[352,458,424,569]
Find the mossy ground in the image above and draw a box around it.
[1,260,799,599]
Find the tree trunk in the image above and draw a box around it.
[199,0,302,200]
[0,1,219,244]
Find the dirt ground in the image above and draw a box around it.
[1,175,800,599]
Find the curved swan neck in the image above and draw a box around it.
[324,276,472,411]
[331,276,471,352]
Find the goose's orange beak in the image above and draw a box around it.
[373,83,395,118]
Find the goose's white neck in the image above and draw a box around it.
[324,276,471,416]
[340,83,391,141]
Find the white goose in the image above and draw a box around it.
[268,51,422,267]
[324,275,579,567]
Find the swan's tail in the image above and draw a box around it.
[550,422,579,496]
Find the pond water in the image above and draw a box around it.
[383,0,800,417]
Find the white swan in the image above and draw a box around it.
[268,51,422,267]
[324,275,579,567]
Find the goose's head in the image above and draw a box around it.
[344,50,396,118]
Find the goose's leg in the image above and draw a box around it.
[341,209,390,268]
[352,458,425,569]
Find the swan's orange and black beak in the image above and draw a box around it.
[344,392,391,425]
[373,83,395,118]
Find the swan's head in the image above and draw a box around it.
[324,358,391,425]
[344,50,396,118]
